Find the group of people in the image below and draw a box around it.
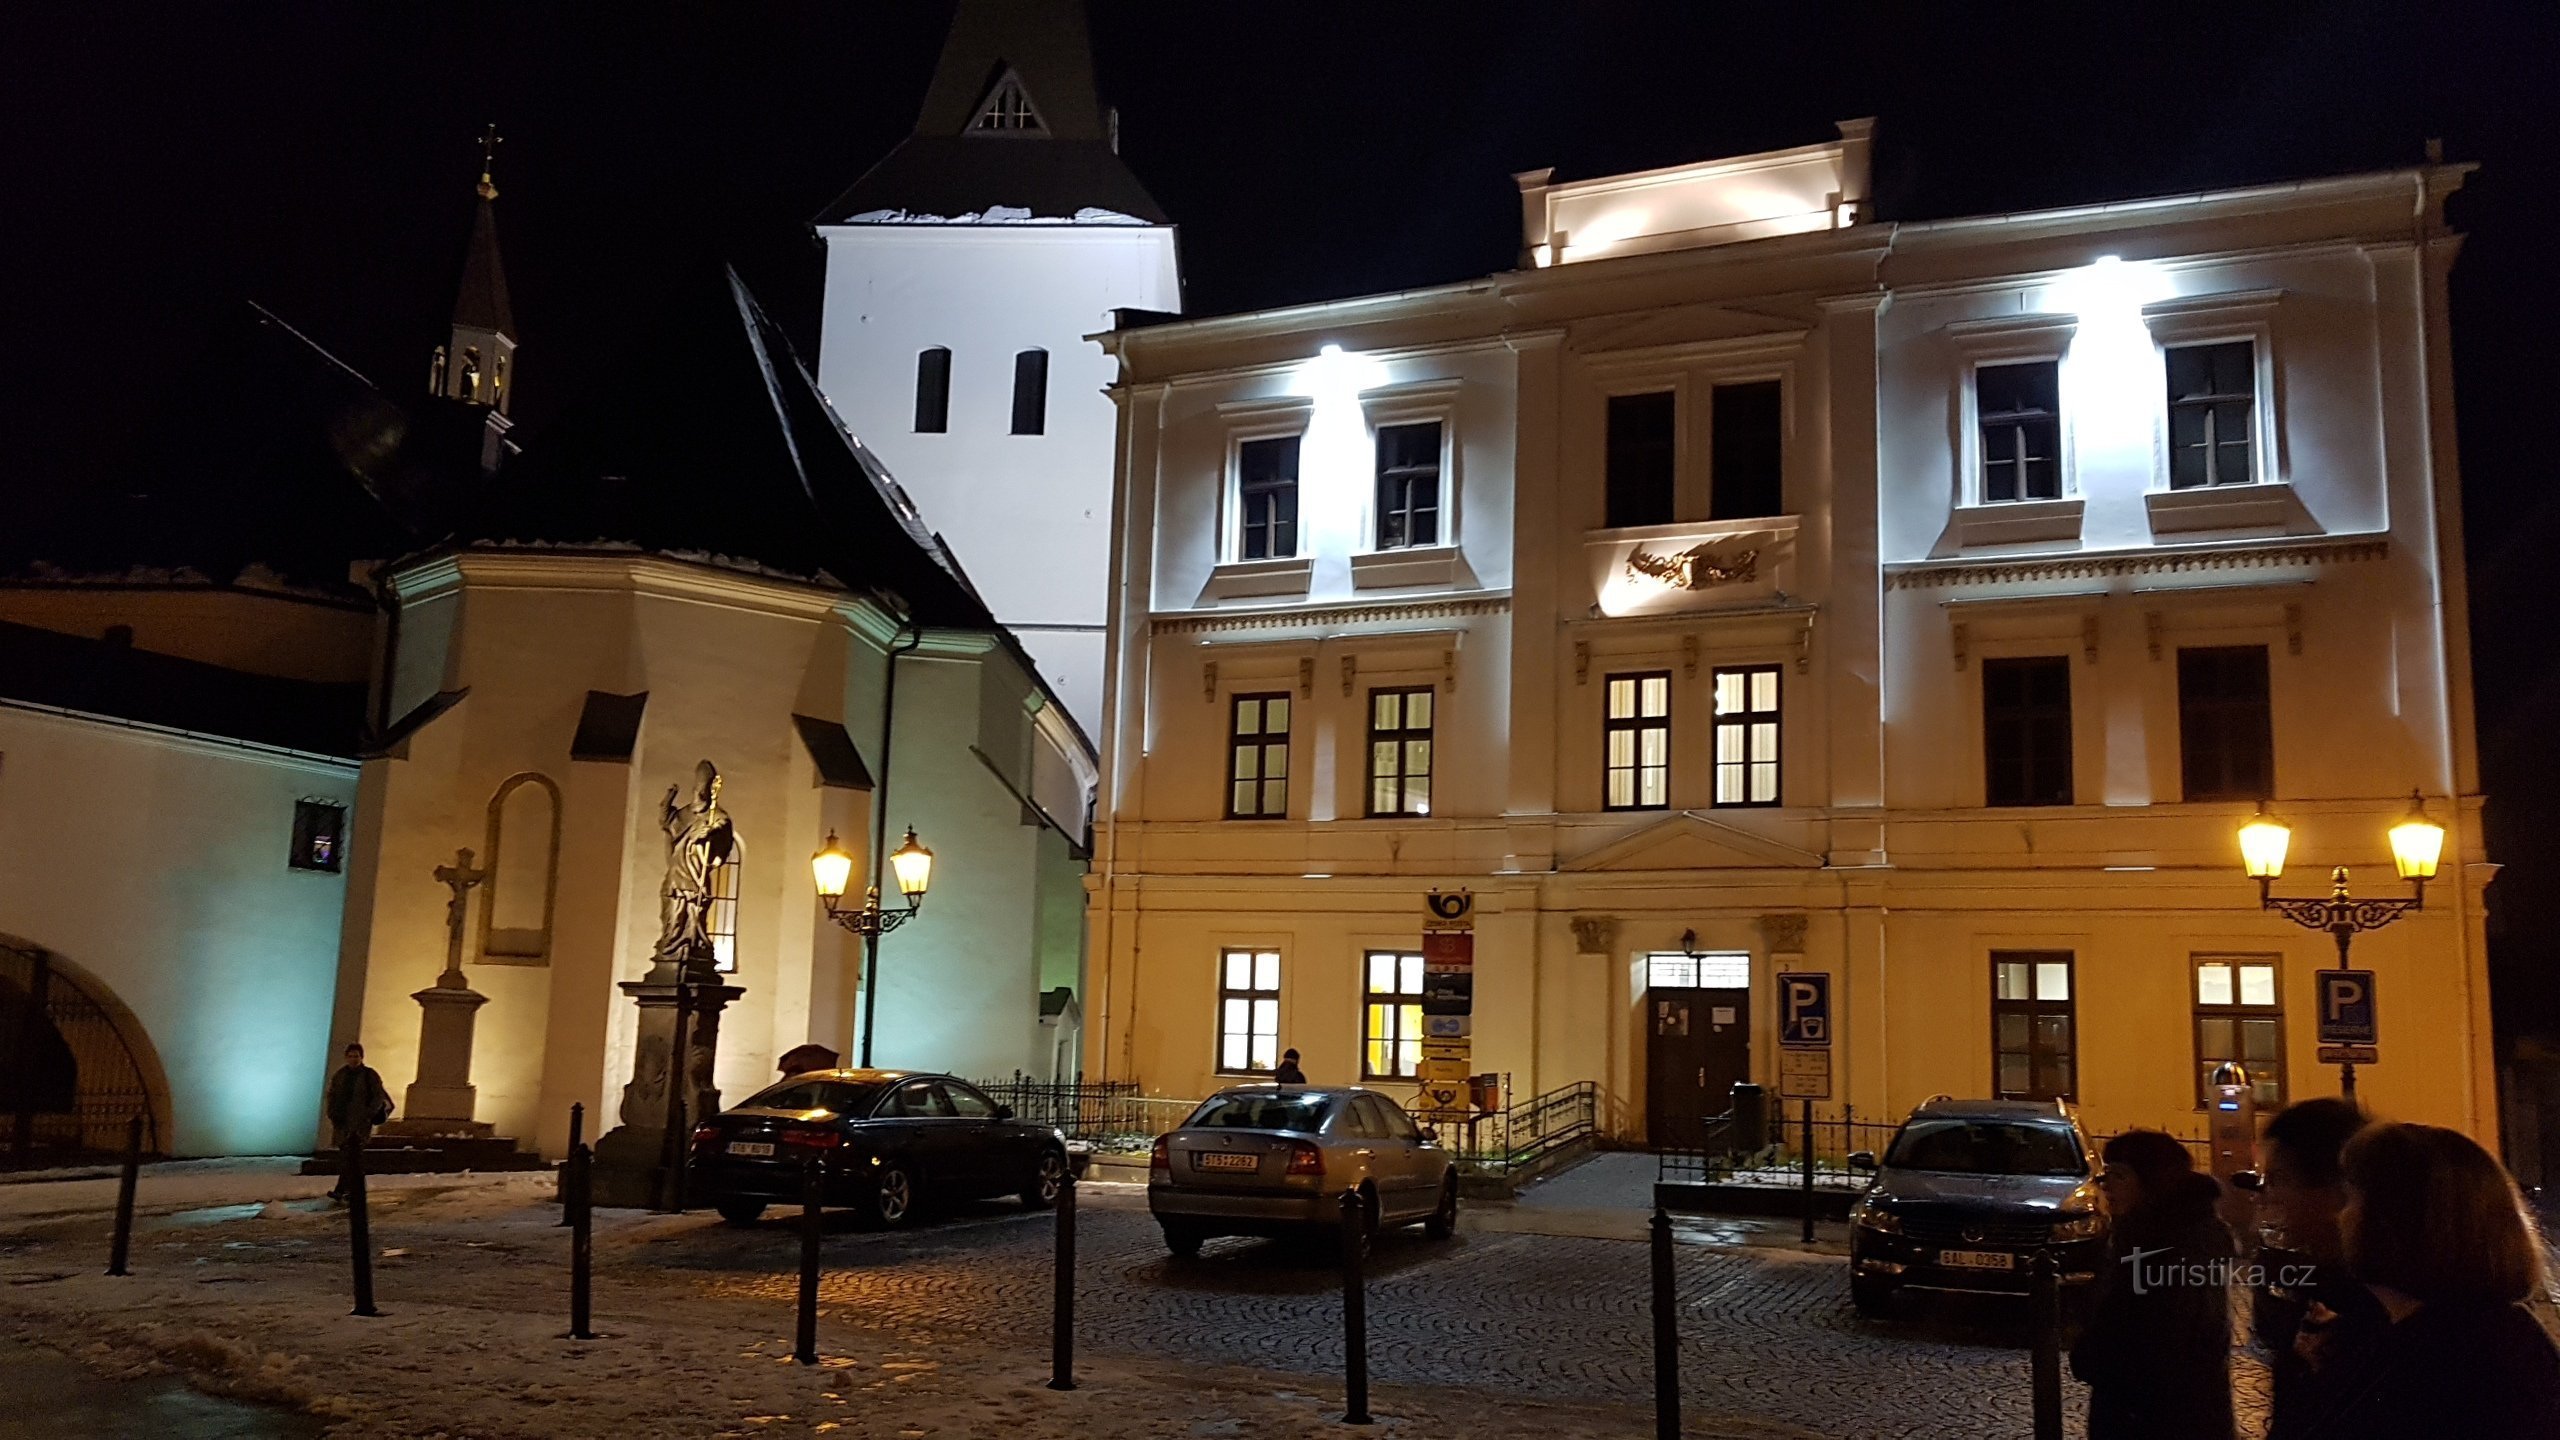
[2070,1101,2560,1437]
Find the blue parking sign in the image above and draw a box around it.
[2317,969,2377,1045]
[1779,972,1830,1049]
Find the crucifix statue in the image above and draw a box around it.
[475,122,502,200]
[432,847,487,989]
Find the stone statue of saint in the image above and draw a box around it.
[656,760,735,963]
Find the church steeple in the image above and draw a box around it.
[429,125,519,419]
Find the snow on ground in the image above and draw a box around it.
[0,1171,1786,1440]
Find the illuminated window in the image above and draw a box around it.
[914,348,951,433]
[1992,951,2075,1101]
[971,74,1045,133]
[1227,693,1291,819]
[1217,949,1282,1073]
[1711,666,1780,807]
[2178,646,2274,801]
[1011,349,1048,435]
[290,799,346,874]
[1365,687,1434,817]
[2167,341,2256,489]
[1982,656,2073,807]
[1374,421,1442,549]
[1603,672,1670,811]
[708,843,741,974]
[1977,361,2061,502]
[1710,380,1784,520]
[2193,956,2285,1108]
[1237,435,1300,560]
[1605,391,1676,528]
[1646,951,1749,989]
[1362,950,1425,1080]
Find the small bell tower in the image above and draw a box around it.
[428,125,519,425]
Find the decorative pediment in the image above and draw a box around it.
[1561,811,1824,873]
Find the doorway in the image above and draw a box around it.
[1643,950,1752,1152]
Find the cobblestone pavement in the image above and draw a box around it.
[636,1185,2273,1440]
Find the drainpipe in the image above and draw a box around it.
[857,622,925,1068]
[368,563,402,735]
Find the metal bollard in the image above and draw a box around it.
[1800,1100,1817,1244]
[2029,1248,2062,1440]
[105,1113,142,1277]
[1650,1207,1680,1440]
[345,1132,381,1317]
[1339,1188,1372,1425]
[558,1102,584,1228]
[793,1157,824,1365]
[567,1132,596,1341]
[1048,1168,1077,1391]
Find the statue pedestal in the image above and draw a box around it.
[382,979,492,1136]
[591,956,743,1209]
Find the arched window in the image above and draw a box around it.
[1011,348,1048,435]
[480,773,562,962]
[708,838,742,974]
[914,347,951,433]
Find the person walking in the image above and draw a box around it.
[2297,1122,2560,1437]
[1272,1048,1307,1085]
[2070,1129,2236,1440]
[2245,1098,2388,1439]
[324,1042,392,1202]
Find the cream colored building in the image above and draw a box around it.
[1087,124,2494,1146]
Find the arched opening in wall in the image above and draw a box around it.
[1011,348,1048,435]
[480,772,563,963]
[0,940,172,1166]
[914,347,951,433]
[709,837,742,974]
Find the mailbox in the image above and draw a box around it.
[2207,1061,2257,1185]
[1726,1081,1769,1153]
[1469,1073,1501,1113]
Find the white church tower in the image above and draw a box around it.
[815,0,1181,738]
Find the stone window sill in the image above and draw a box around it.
[2145,483,2316,538]
[1202,555,1313,601]
[1351,544,1462,590]
[1952,497,2083,548]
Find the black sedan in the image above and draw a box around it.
[687,1068,1069,1227]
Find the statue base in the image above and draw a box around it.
[397,979,491,1132]
[589,956,742,1210]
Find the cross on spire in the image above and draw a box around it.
[476,123,503,200]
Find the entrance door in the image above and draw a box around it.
[1646,986,1752,1151]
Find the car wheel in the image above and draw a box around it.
[1022,1148,1068,1209]
[716,1199,767,1228]
[867,1162,918,1227]
[1850,1274,1897,1318]
[1162,1222,1205,1260]
[1422,1172,1459,1240]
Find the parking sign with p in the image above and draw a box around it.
[2318,969,2377,1046]
[1779,972,1830,1048]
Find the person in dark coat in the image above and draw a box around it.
[1272,1049,1307,1086]
[323,1042,392,1201]
[2296,1122,2560,1438]
[2070,1129,2236,1439]
[2245,1098,2389,1440]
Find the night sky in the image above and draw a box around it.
[7,3,2556,1041]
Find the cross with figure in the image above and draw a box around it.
[475,122,502,200]
[431,848,486,988]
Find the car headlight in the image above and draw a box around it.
[1850,1199,1901,1234]
[2050,1210,2105,1240]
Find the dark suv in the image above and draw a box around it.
[1846,1098,2107,1316]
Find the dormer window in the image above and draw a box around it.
[1976,360,2061,503]
[914,347,951,433]
[2166,341,2256,489]
[971,73,1046,134]
[1237,436,1301,561]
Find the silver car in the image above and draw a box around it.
[1147,1085,1458,1258]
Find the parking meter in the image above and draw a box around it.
[2207,1062,2257,1185]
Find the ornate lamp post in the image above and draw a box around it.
[812,827,935,1068]
[2236,791,2446,1099]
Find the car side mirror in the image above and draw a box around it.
[1847,1150,1877,1171]
[993,1104,1015,1121]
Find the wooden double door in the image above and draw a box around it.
[1646,986,1752,1152]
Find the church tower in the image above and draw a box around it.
[814,0,1181,736]
[428,127,519,472]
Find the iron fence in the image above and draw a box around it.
[1658,1102,2214,1188]
[4,944,163,1168]
[968,1073,1198,1150]
[1443,1080,1599,1177]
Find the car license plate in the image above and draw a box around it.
[727,1141,775,1157]
[1938,1249,2015,1271]
[1194,1152,1259,1172]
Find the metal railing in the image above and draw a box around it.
[1659,1104,2215,1187]
[4,944,164,1168]
[968,1073,1198,1150]
[1442,1080,1599,1177]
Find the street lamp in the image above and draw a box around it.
[812,826,935,1068]
[2235,791,2444,1100]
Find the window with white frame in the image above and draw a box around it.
[1366,686,1434,817]
[1226,693,1290,819]
[1236,435,1301,561]
[2166,341,2256,489]
[1977,360,2062,503]
[2193,955,2285,1108]
[1646,951,1750,989]
[1604,671,1670,811]
[1373,420,1443,549]
[1712,666,1780,807]
[1361,950,1425,1080]
[1217,949,1282,1073]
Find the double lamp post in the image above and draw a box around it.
[2234,791,2446,1101]
[810,826,935,1069]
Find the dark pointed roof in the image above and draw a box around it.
[816,0,1167,224]
[452,195,514,335]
